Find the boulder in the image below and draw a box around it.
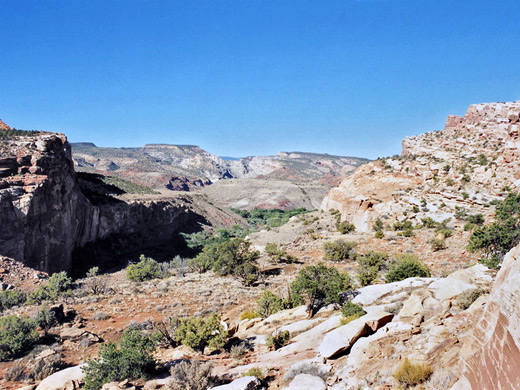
[352,278,434,306]
[211,376,262,390]
[428,278,477,301]
[289,374,326,390]
[319,312,393,359]
[35,364,86,390]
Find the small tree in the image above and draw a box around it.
[256,290,284,318]
[126,255,165,282]
[291,263,353,317]
[28,271,73,304]
[82,329,159,390]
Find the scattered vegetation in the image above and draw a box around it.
[0,128,39,140]
[385,255,430,283]
[323,239,357,262]
[244,367,264,381]
[101,175,159,195]
[393,358,432,387]
[336,220,356,234]
[430,238,447,252]
[291,263,353,316]
[82,328,159,390]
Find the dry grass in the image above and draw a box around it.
[393,358,432,387]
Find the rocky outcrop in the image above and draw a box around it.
[452,244,520,390]
[0,119,11,130]
[0,131,232,274]
[321,101,520,231]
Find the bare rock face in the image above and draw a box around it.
[453,244,520,390]
[0,119,11,130]
[0,131,221,274]
[322,101,520,232]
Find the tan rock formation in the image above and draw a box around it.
[0,119,11,130]
[453,244,520,390]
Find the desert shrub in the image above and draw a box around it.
[266,330,290,351]
[400,228,415,237]
[0,290,27,312]
[386,255,430,283]
[336,220,356,234]
[256,290,284,318]
[265,243,298,264]
[5,362,26,381]
[31,355,66,380]
[189,238,260,286]
[153,317,181,347]
[168,360,214,390]
[93,311,110,321]
[323,240,357,262]
[393,358,432,387]
[340,302,366,324]
[457,288,484,310]
[240,310,260,321]
[430,238,447,252]
[356,251,388,286]
[230,342,251,360]
[283,362,330,385]
[420,217,437,229]
[374,229,384,239]
[234,208,308,229]
[33,307,58,333]
[372,218,385,232]
[392,220,414,231]
[82,328,159,390]
[468,193,520,265]
[244,367,264,381]
[174,313,228,353]
[126,255,165,282]
[84,267,110,295]
[467,213,485,225]
[291,263,353,316]
[28,272,73,304]
[0,315,39,361]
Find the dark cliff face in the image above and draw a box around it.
[0,132,207,274]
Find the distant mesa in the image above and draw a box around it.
[0,119,12,130]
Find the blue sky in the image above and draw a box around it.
[1,0,519,159]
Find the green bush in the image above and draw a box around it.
[430,238,447,252]
[126,255,165,282]
[0,290,27,312]
[174,313,228,353]
[28,271,73,304]
[256,290,284,318]
[323,239,357,262]
[336,220,356,234]
[468,193,520,264]
[393,220,414,231]
[385,255,430,283]
[265,243,298,264]
[291,263,353,317]
[244,367,264,381]
[341,302,366,319]
[189,238,260,285]
[233,208,308,229]
[0,315,39,361]
[82,328,159,390]
[420,217,437,229]
[356,251,388,286]
[266,330,290,350]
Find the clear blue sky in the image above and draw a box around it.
[1,0,519,159]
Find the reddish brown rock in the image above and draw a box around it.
[0,119,11,130]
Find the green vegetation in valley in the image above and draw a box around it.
[101,175,160,195]
[232,207,308,229]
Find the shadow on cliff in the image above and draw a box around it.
[70,172,211,278]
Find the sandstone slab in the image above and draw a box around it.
[289,374,326,390]
[35,364,86,390]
